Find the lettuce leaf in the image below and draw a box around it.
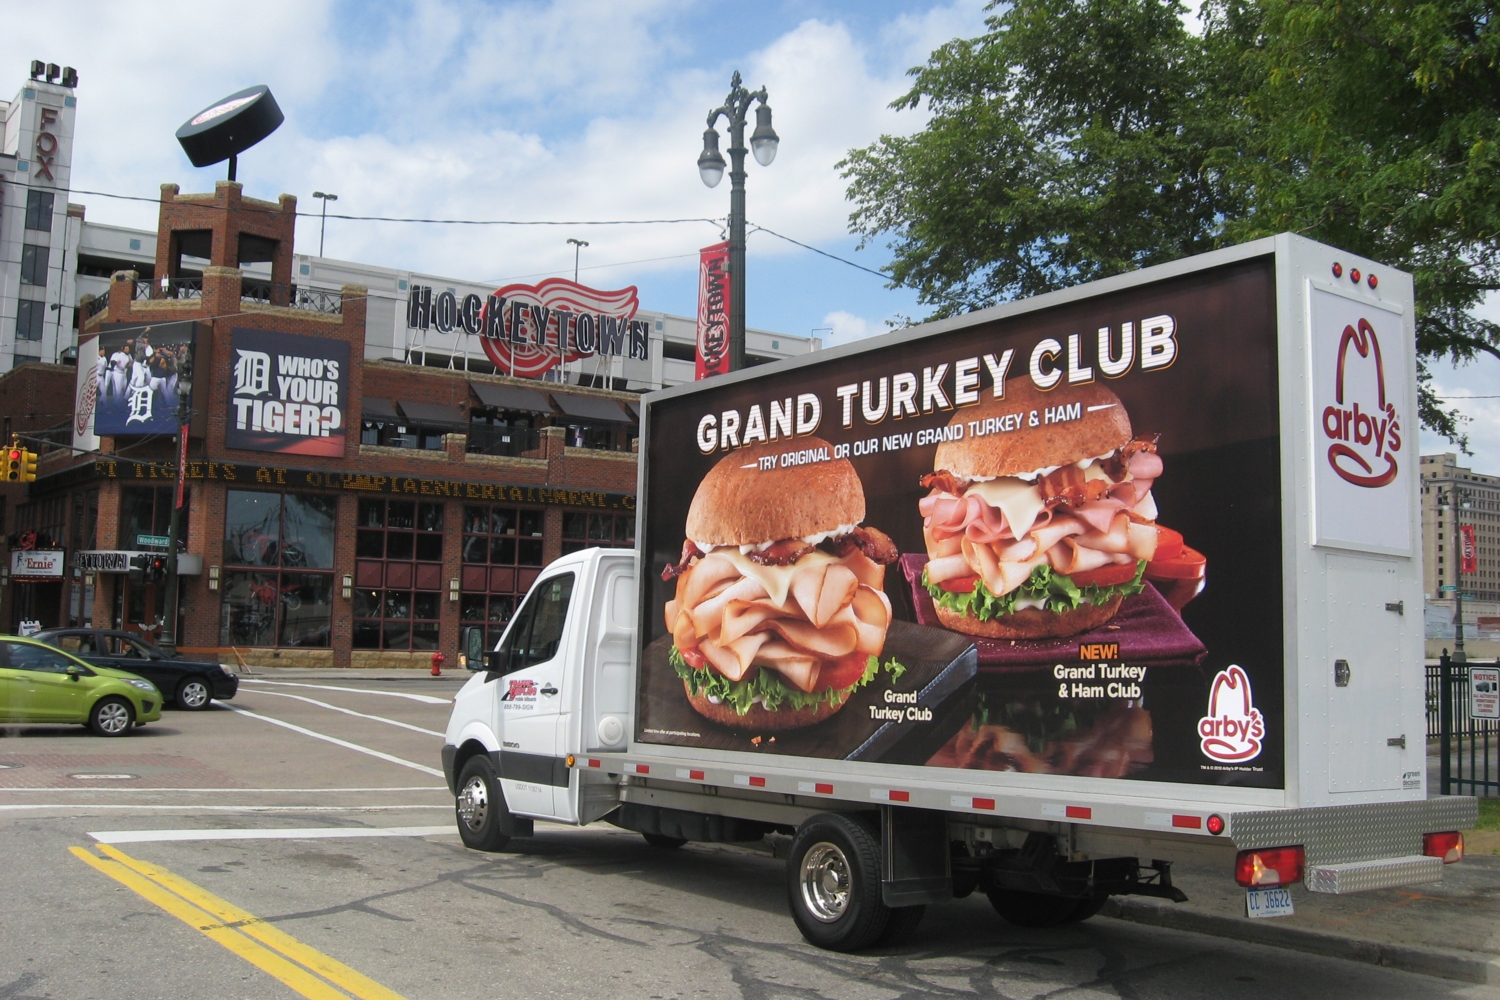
[669,646,907,717]
[923,560,1147,622]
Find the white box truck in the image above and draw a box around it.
[442,234,1476,950]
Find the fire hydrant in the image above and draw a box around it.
[430,651,446,676]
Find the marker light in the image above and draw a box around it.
[1424,832,1464,864]
[1234,846,1305,887]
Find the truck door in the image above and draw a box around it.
[565,555,636,824]
[491,572,575,819]
[1326,554,1410,793]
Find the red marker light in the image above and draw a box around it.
[1207,814,1225,835]
[1331,263,1343,278]
[1234,846,1305,887]
[1424,831,1464,864]
[1350,268,1361,283]
[1367,273,1378,289]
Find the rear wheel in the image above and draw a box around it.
[985,888,1080,928]
[176,678,211,710]
[1065,894,1108,923]
[786,813,890,951]
[455,756,512,852]
[89,697,134,737]
[875,905,925,947]
[642,833,687,850]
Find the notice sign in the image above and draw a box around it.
[1473,667,1500,720]
[695,241,731,380]
[226,328,348,457]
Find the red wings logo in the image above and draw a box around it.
[479,278,639,379]
[1199,665,1264,762]
[1322,317,1401,488]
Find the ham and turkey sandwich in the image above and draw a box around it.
[663,439,901,731]
[921,379,1187,639]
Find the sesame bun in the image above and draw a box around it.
[684,680,848,731]
[933,593,1125,640]
[685,438,864,546]
[933,379,1132,479]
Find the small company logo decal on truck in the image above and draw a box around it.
[1322,317,1401,489]
[1199,665,1264,762]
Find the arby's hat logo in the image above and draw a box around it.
[1199,665,1264,762]
[1322,317,1401,488]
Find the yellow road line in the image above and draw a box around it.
[69,847,350,1000]
[96,843,408,1000]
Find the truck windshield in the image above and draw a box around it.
[498,573,575,673]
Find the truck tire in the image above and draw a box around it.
[786,813,890,951]
[986,888,1079,928]
[875,905,925,947]
[455,756,512,852]
[642,833,687,850]
[1065,894,1107,923]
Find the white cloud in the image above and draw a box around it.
[820,310,878,347]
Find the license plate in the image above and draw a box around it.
[1244,886,1294,919]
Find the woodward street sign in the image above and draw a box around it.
[136,534,170,549]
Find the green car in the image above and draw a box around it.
[0,635,163,736]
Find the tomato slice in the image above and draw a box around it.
[813,654,871,693]
[1146,544,1206,581]
[678,646,709,670]
[1068,562,1140,588]
[1154,525,1184,563]
[939,576,978,593]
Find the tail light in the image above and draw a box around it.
[1423,832,1464,864]
[1234,846,1305,887]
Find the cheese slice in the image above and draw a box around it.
[964,478,1046,538]
[713,547,841,609]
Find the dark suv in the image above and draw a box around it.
[30,629,238,710]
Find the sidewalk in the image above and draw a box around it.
[1101,844,1500,985]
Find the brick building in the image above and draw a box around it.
[10,181,648,666]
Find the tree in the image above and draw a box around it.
[841,0,1500,443]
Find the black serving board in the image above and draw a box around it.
[636,619,977,764]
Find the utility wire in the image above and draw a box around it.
[749,225,891,280]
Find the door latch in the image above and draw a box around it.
[1385,601,1404,615]
[1334,659,1351,687]
[539,684,559,696]
[1387,735,1406,749]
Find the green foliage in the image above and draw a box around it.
[923,560,1147,621]
[841,0,1500,444]
[669,645,906,717]
[1475,797,1500,831]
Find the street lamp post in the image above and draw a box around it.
[1439,485,1472,662]
[158,364,193,657]
[312,191,338,257]
[567,238,589,282]
[698,71,778,372]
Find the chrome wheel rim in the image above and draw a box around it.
[180,682,209,708]
[457,774,490,832]
[97,702,131,734]
[800,842,851,922]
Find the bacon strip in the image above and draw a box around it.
[661,540,704,581]
[1037,465,1112,506]
[822,525,900,565]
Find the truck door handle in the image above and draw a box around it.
[1385,601,1404,615]
[1387,735,1406,749]
[539,685,559,696]
[1334,659,1351,688]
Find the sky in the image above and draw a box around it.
[12,0,1500,470]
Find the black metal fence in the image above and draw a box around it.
[1428,655,1499,797]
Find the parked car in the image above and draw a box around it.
[0,635,163,736]
[31,629,238,710]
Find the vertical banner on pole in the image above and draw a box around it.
[1461,524,1477,574]
[696,241,731,380]
[176,426,189,509]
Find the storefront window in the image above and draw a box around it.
[561,511,634,555]
[120,486,187,552]
[219,491,336,647]
[460,505,544,647]
[353,499,443,651]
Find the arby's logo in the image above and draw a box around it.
[1199,666,1264,762]
[1322,317,1401,488]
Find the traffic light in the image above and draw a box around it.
[128,554,148,583]
[5,448,20,481]
[20,449,37,483]
[148,555,169,584]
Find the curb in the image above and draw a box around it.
[1100,897,1500,985]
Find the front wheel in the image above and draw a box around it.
[786,813,890,951]
[89,697,134,737]
[176,678,211,710]
[455,756,512,852]
[642,833,687,850]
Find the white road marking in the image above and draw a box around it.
[222,705,444,777]
[0,787,448,794]
[239,679,453,704]
[245,688,446,737]
[1,804,451,812]
[90,825,457,844]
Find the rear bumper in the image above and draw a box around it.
[1229,797,1477,894]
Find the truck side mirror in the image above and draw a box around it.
[461,626,485,671]
[483,649,506,673]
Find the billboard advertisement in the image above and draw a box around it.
[225,327,348,457]
[91,321,196,436]
[695,241,731,380]
[638,257,1286,788]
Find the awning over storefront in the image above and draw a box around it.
[398,401,466,426]
[361,397,400,421]
[550,392,635,423]
[469,381,552,413]
[624,401,640,420]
